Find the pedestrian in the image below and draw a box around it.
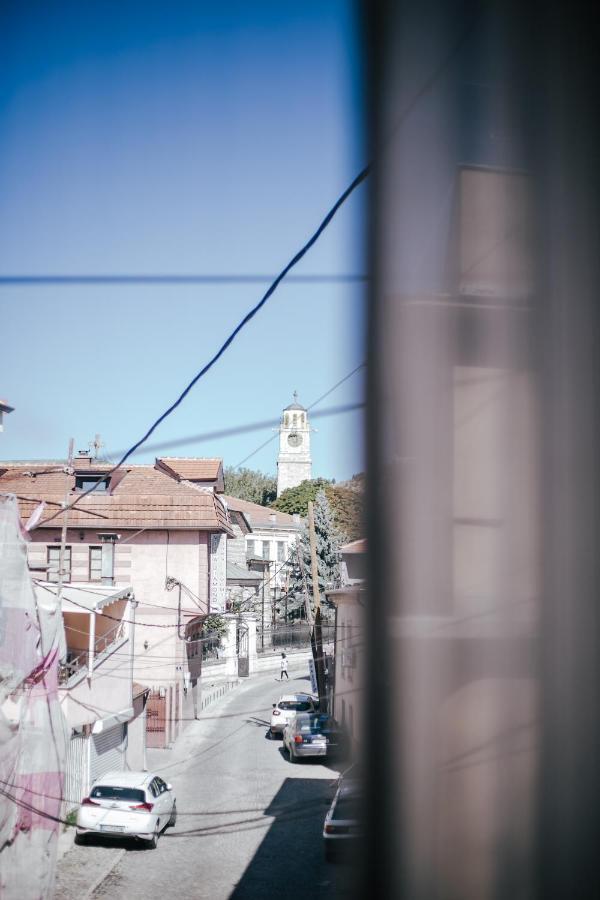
[279,652,289,681]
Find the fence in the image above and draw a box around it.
[258,622,335,653]
[63,732,88,813]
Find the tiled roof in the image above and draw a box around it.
[156,457,222,481]
[222,495,301,529]
[0,464,233,533]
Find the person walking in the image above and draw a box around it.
[279,652,289,681]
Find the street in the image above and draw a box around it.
[55,668,356,899]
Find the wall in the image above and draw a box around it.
[127,693,147,771]
[333,592,363,747]
[59,634,131,730]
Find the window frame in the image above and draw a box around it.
[47,545,71,583]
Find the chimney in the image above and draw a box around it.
[269,513,277,524]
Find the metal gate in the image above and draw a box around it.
[146,691,167,748]
[64,732,88,812]
[237,622,249,677]
[90,724,126,783]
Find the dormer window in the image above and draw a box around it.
[75,475,108,492]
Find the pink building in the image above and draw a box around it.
[0,454,233,749]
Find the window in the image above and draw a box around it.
[277,541,285,562]
[47,546,71,583]
[75,475,108,492]
[247,539,255,558]
[278,700,313,711]
[90,786,145,803]
[89,542,114,585]
[262,541,271,560]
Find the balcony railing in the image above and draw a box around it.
[59,619,126,685]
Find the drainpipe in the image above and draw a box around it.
[88,610,96,680]
[129,594,137,713]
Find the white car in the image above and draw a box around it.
[269,693,317,737]
[75,771,176,848]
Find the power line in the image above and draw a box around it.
[234,361,366,468]
[112,401,363,458]
[0,273,367,287]
[33,167,369,530]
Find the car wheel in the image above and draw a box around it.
[169,802,177,827]
[74,832,86,846]
[149,824,159,849]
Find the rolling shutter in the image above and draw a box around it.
[90,723,126,783]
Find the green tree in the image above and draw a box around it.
[271,478,331,516]
[224,466,277,506]
[286,489,343,622]
[325,484,363,541]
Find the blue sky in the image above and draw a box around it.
[0,1,365,481]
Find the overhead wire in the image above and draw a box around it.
[234,361,365,468]
[32,165,369,531]
[0,272,367,286]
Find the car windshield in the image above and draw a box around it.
[278,700,311,711]
[90,786,146,803]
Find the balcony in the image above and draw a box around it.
[33,582,133,688]
[59,618,127,685]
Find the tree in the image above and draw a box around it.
[271,478,331,516]
[224,466,277,506]
[286,489,343,621]
[325,484,363,541]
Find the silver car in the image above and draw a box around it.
[283,712,343,761]
[75,771,176,848]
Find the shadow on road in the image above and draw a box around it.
[230,777,356,899]
[77,834,153,852]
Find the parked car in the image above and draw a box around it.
[323,781,362,862]
[75,771,176,848]
[269,693,316,737]
[283,712,347,762]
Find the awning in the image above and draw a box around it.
[91,707,134,734]
[34,580,133,614]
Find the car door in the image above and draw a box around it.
[148,778,162,820]
[155,777,170,815]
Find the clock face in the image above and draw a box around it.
[288,432,302,448]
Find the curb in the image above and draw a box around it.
[82,848,126,899]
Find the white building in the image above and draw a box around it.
[276,392,312,496]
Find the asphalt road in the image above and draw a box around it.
[54,669,356,899]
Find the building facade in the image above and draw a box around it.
[0,454,233,749]
[327,539,366,748]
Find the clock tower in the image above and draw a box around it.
[277,392,312,497]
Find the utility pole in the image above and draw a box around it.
[307,500,327,711]
[57,438,74,604]
[261,568,265,651]
[296,543,313,625]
